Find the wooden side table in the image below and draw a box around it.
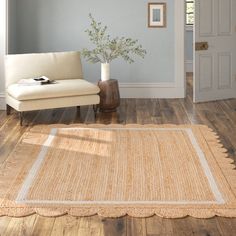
[98,79,120,112]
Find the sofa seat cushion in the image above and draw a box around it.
[7,79,100,101]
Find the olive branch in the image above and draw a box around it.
[82,14,147,64]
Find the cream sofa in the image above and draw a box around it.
[5,51,100,125]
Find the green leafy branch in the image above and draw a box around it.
[82,14,147,64]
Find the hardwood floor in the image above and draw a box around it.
[0,75,236,236]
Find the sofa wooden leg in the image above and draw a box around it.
[93,105,99,117]
[6,105,11,115]
[19,112,23,126]
[76,106,81,115]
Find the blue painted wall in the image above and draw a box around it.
[10,0,175,83]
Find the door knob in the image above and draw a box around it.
[195,42,209,51]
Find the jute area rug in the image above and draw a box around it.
[0,124,235,218]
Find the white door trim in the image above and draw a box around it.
[0,0,8,110]
[174,0,186,98]
[185,60,193,73]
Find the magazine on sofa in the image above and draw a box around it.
[18,76,56,86]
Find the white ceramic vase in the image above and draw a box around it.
[101,63,110,81]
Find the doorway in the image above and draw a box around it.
[185,0,194,100]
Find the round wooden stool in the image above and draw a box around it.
[98,79,120,112]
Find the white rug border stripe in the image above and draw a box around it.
[185,129,224,204]
[16,127,224,205]
[16,200,219,205]
[16,128,58,202]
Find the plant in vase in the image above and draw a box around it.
[82,14,147,82]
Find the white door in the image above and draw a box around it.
[194,0,236,103]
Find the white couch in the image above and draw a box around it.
[5,51,100,125]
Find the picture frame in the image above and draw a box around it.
[148,3,167,28]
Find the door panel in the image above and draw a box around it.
[199,55,213,91]
[199,0,214,36]
[194,0,236,102]
[218,0,232,35]
[218,52,232,89]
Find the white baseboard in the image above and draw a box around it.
[0,92,6,110]
[0,83,186,109]
[185,60,193,73]
[119,83,185,98]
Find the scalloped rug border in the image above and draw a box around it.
[0,124,236,218]
[1,207,236,219]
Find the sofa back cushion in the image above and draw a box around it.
[5,51,83,87]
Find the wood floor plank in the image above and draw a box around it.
[32,109,63,125]
[188,218,222,236]
[116,99,126,124]
[216,217,236,236]
[146,217,174,236]
[127,217,147,236]
[83,106,97,124]
[0,110,41,164]
[167,99,191,124]
[50,215,80,236]
[88,216,104,236]
[59,107,78,125]
[158,99,180,124]
[0,110,10,128]
[149,99,163,124]
[0,217,11,236]
[96,112,112,125]
[0,115,27,164]
[124,99,137,124]
[102,217,126,236]
[170,218,194,236]
[219,100,236,127]
[136,99,153,124]
[77,216,104,236]
[31,216,56,236]
[3,215,37,236]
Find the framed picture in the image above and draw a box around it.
[148,3,167,28]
